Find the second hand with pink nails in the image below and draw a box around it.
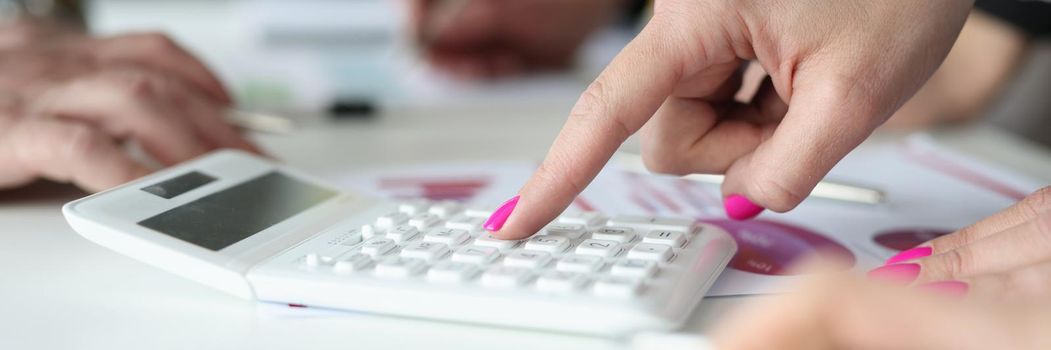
[869,247,970,297]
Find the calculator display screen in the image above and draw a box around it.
[138,171,338,251]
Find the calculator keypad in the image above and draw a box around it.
[451,245,500,264]
[296,201,707,299]
[422,228,470,246]
[427,261,481,283]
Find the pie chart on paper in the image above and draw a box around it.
[873,228,953,251]
[704,219,855,276]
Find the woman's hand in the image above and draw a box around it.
[409,0,623,79]
[874,186,1051,300]
[488,0,975,239]
[0,21,259,192]
[706,269,1051,350]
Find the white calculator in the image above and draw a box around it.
[62,150,737,336]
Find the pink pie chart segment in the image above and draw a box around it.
[704,219,856,276]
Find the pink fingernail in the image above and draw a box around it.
[724,194,764,220]
[918,280,969,297]
[885,246,933,265]
[483,195,520,232]
[867,263,921,284]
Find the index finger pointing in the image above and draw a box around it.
[490,24,694,239]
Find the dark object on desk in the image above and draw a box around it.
[975,0,1051,37]
[328,98,377,119]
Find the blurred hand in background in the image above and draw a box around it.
[0,20,259,192]
[707,263,1051,350]
[884,10,1028,130]
[409,0,625,79]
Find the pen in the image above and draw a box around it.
[616,152,886,205]
[225,109,295,134]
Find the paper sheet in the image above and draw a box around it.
[319,134,1045,296]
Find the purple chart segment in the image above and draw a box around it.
[873,228,953,251]
[705,219,855,276]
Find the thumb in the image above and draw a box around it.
[720,73,891,218]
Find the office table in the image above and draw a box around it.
[2,103,1049,350]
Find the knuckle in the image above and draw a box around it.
[570,79,633,141]
[571,80,611,122]
[534,156,586,198]
[1023,186,1051,214]
[1034,212,1051,241]
[939,248,973,279]
[816,72,886,126]
[747,173,807,212]
[105,70,160,100]
[135,32,179,52]
[938,226,975,251]
[64,124,108,161]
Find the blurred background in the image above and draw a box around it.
[87,0,636,115]
[81,0,1051,146]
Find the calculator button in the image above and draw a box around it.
[574,239,622,257]
[374,257,426,278]
[556,254,604,273]
[422,228,471,246]
[503,250,552,268]
[474,233,520,250]
[591,227,636,243]
[606,215,693,233]
[408,213,441,230]
[610,259,658,278]
[398,199,430,215]
[480,266,533,288]
[304,247,351,267]
[464,207,493,218]
[444,214,486,231]
[536,271,588,292]
[523,235,571,254]
[400,241,451,262]
[542,223,587,240]
[592,276,642,297]
[642,230,688,248]
[557,211,606,227]
[451,245,500,264]
[376,212,410,228]
[627,243,674,262]
[427,261,481,283]
[332,253,371,274]
[303,253,325,267]
[361,224,379,239]
[360,238,396,258]
[384,224,420,243]
[427,201,462,219]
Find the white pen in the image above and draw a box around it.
[225,109,295,134]
[616,152,886,205]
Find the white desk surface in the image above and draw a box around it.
[2,103,1049,350]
